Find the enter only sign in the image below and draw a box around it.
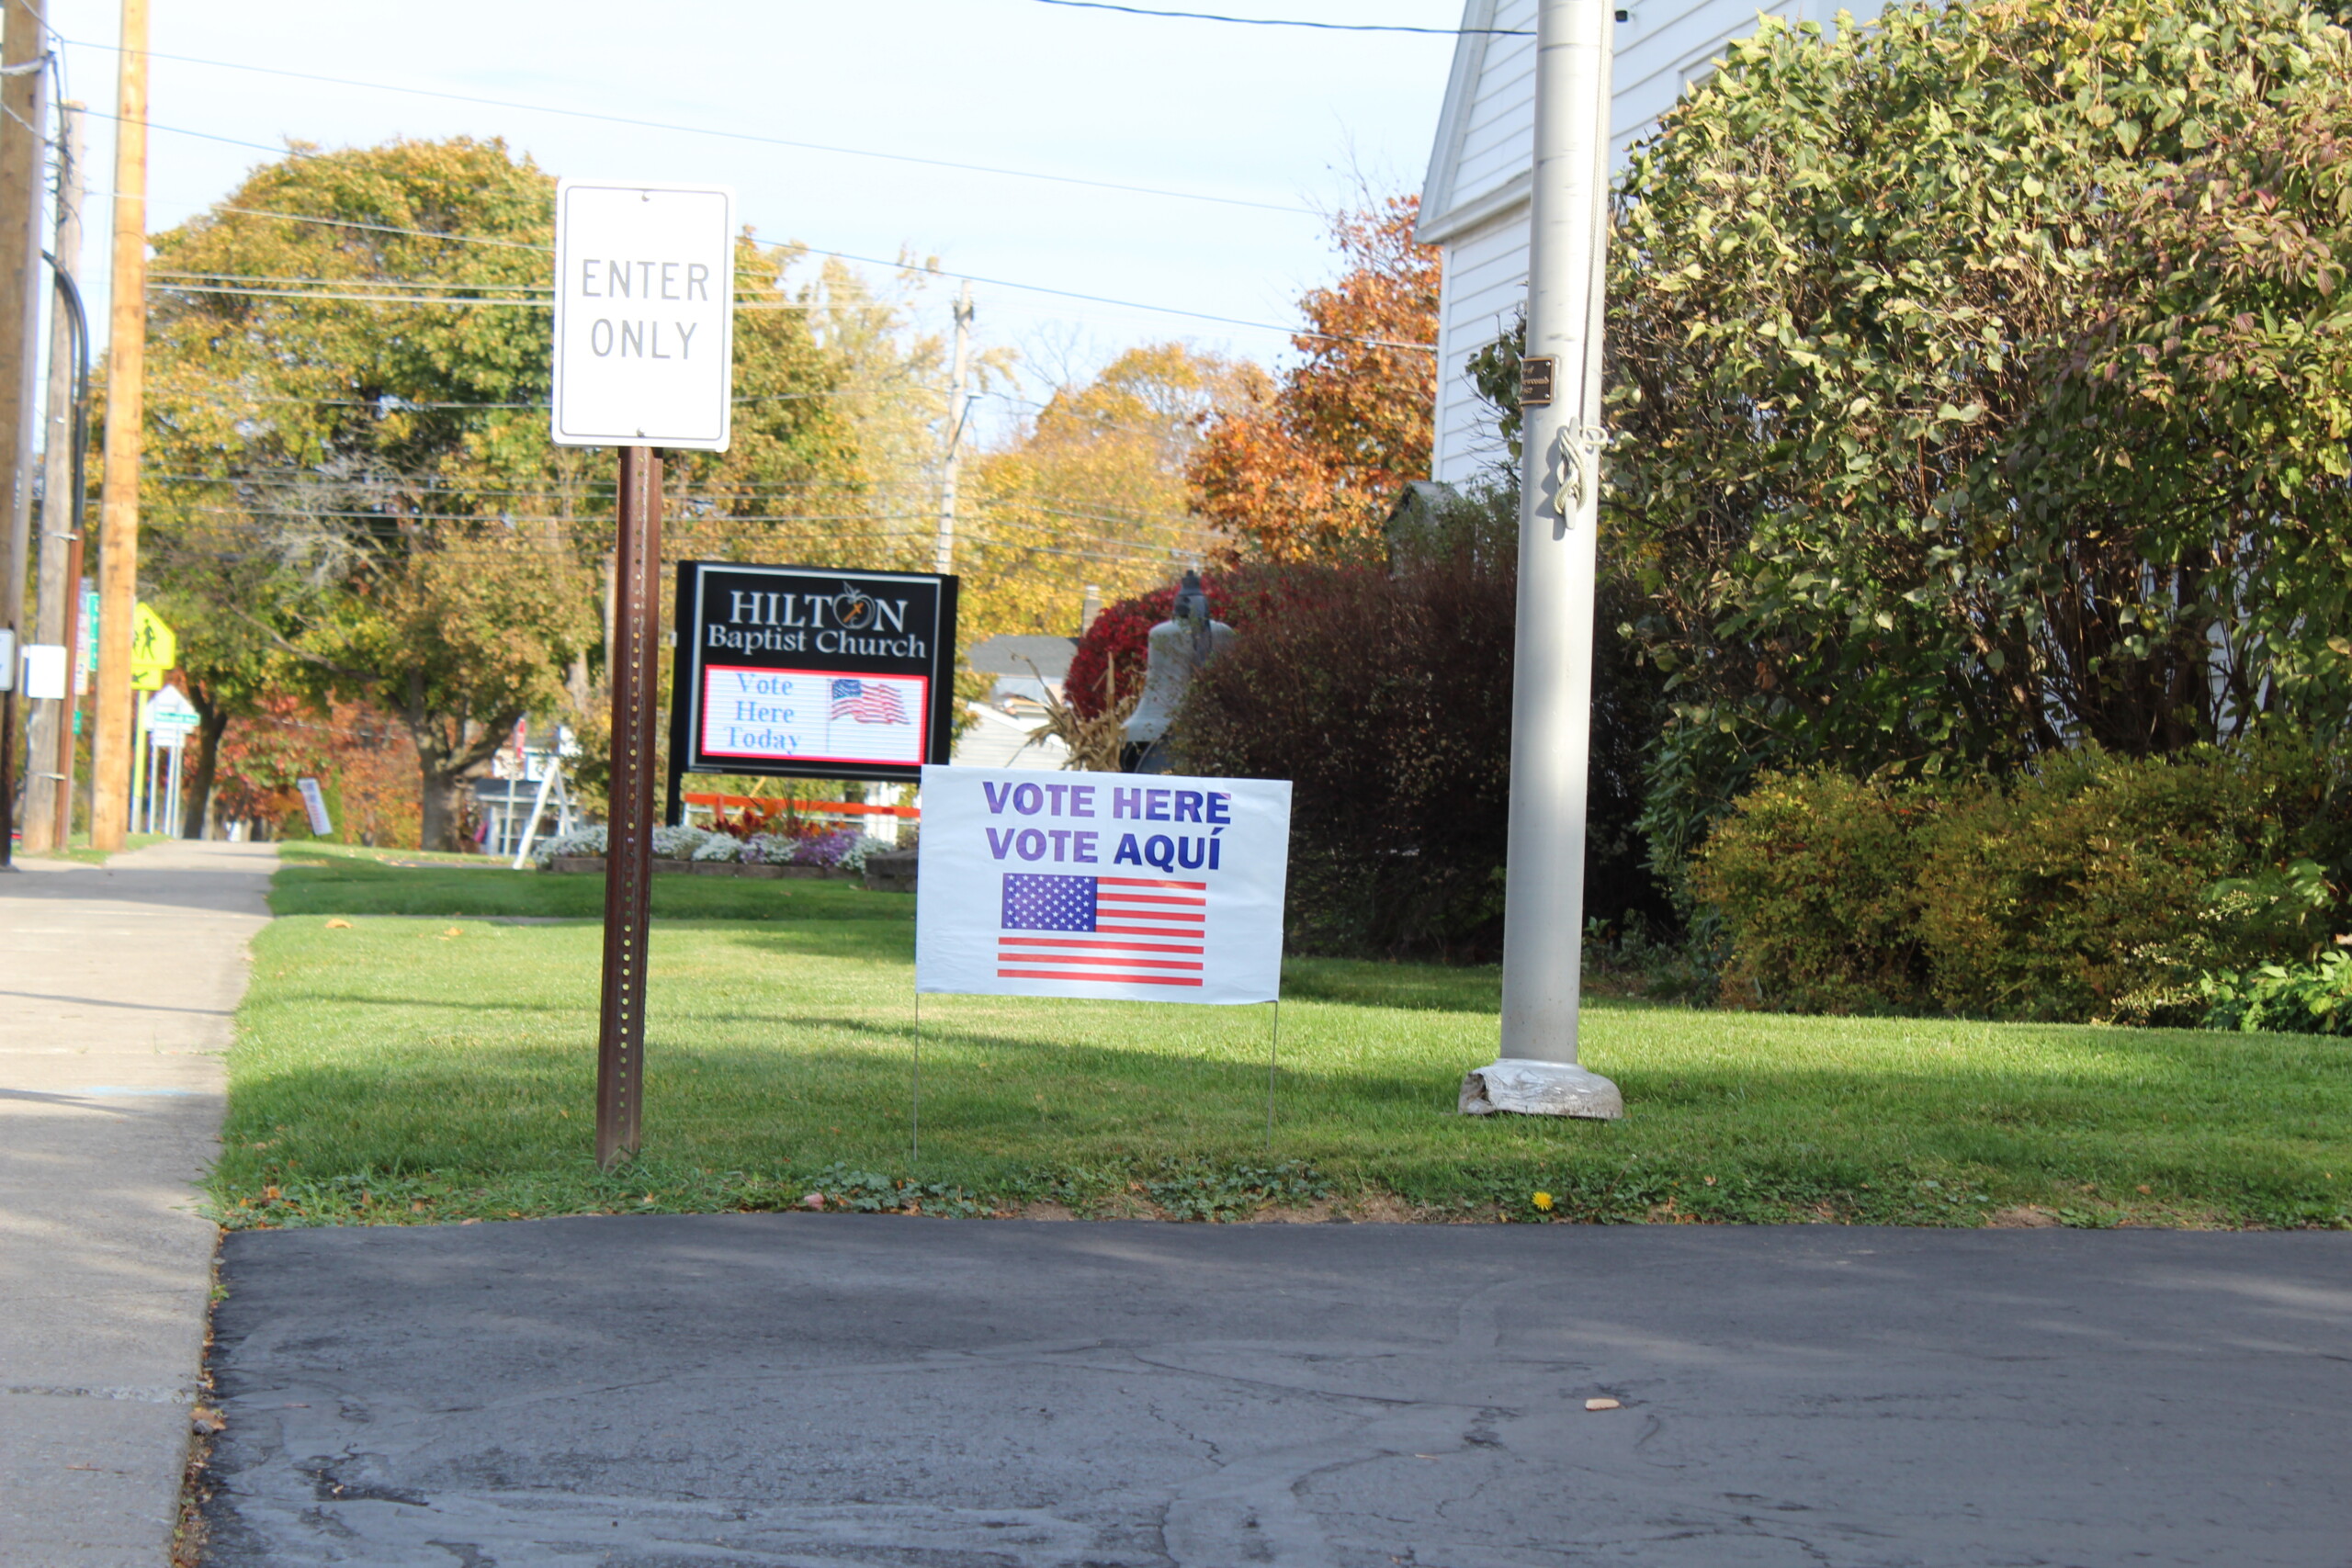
[551,180,737,450]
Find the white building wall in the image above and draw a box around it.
[1420,0,1869,484]
[1430,208,1536,487]
[1450,12,1537,205]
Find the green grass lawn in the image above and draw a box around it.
[269,840,842,919]
[214,845,2352,1230]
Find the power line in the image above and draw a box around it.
[212,206,549,253]
[149,388,851,411]
[142,471,947,493]
[138,242,1438,350]
[60,35,1311,216]
[155,282,553,310]
[152,269,549,292]
[147,280,812,311]
[141,468,1219,533]
[156,495,1209,541]
[1023,1,1530,34]
[80,101,336,163]
[766,236,1438,352]
[163,504,944,525]
[149,519,1193,570]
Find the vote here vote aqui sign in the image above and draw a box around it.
[551,180,736,450]
[669,561,959,784]
[915,763,1292,1006]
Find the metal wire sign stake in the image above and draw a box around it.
[909,766,1295,1171]
[550,179,737,1168]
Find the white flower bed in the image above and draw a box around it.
[533,820,900,874]
[531,827,606,868]
[650,823,717,860]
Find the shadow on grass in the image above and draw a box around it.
[218,1013,2352,1179]
[1279,959,1502,1014]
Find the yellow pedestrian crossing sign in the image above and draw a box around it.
[131,604,177,692]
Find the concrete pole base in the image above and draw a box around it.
[1460,1058,1623,1120]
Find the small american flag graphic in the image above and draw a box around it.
[831,677,907,725]
[998,873,1207,987]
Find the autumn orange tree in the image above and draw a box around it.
[1188,195,1440,561]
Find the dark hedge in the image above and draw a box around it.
[1171,491,1667,958]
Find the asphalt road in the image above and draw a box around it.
[200,1217,2352,1568]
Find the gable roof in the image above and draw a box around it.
[1417,0,1537,246]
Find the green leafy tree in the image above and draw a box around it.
[141,137,861,847]
[1600,0,2352,852]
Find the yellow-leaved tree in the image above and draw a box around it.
[961,343,1245,645]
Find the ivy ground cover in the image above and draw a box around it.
[216,846,2352,1230]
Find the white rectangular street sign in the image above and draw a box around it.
[915,764,1292,1006]
[298,777,334,837]
[19,642,66,701]
[142,685,201,738]
[551,180,736,450]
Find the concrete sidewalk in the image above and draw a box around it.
[1,840,276,1567]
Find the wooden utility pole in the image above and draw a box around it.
[23,100,82,854]
[0,0,48,869]
[92,0,146,852]
[931,281,972,575]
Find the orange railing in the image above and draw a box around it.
[683,791,919,825]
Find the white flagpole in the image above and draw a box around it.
[1462,0,1623,1120]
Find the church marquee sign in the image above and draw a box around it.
[668,561,959,787]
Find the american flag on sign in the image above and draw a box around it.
[831,677,907,725]
[998,873,1207,987]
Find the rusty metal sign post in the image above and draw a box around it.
[551,180,736,1168]
[594,446,662,1164]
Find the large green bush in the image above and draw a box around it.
[2200,951,2352,1036]
[1687,770,1936,1014]
[1606,0,2352,854]
[1913,748,2342,1021]
[1694,738,2352,1021]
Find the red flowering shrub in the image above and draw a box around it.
[212,695,333,833]
[211,695,419,844]
[1066,568,1297,718]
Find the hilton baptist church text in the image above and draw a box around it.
[704,590,931,660]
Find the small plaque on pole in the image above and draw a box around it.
[1519,355,1555,409]
[551,180,736,451]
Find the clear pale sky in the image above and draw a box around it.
[42,0,1463,400]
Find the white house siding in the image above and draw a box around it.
[1419,0,1864,484]
[1430,208,1534,487]
[1448,6,1538,211]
